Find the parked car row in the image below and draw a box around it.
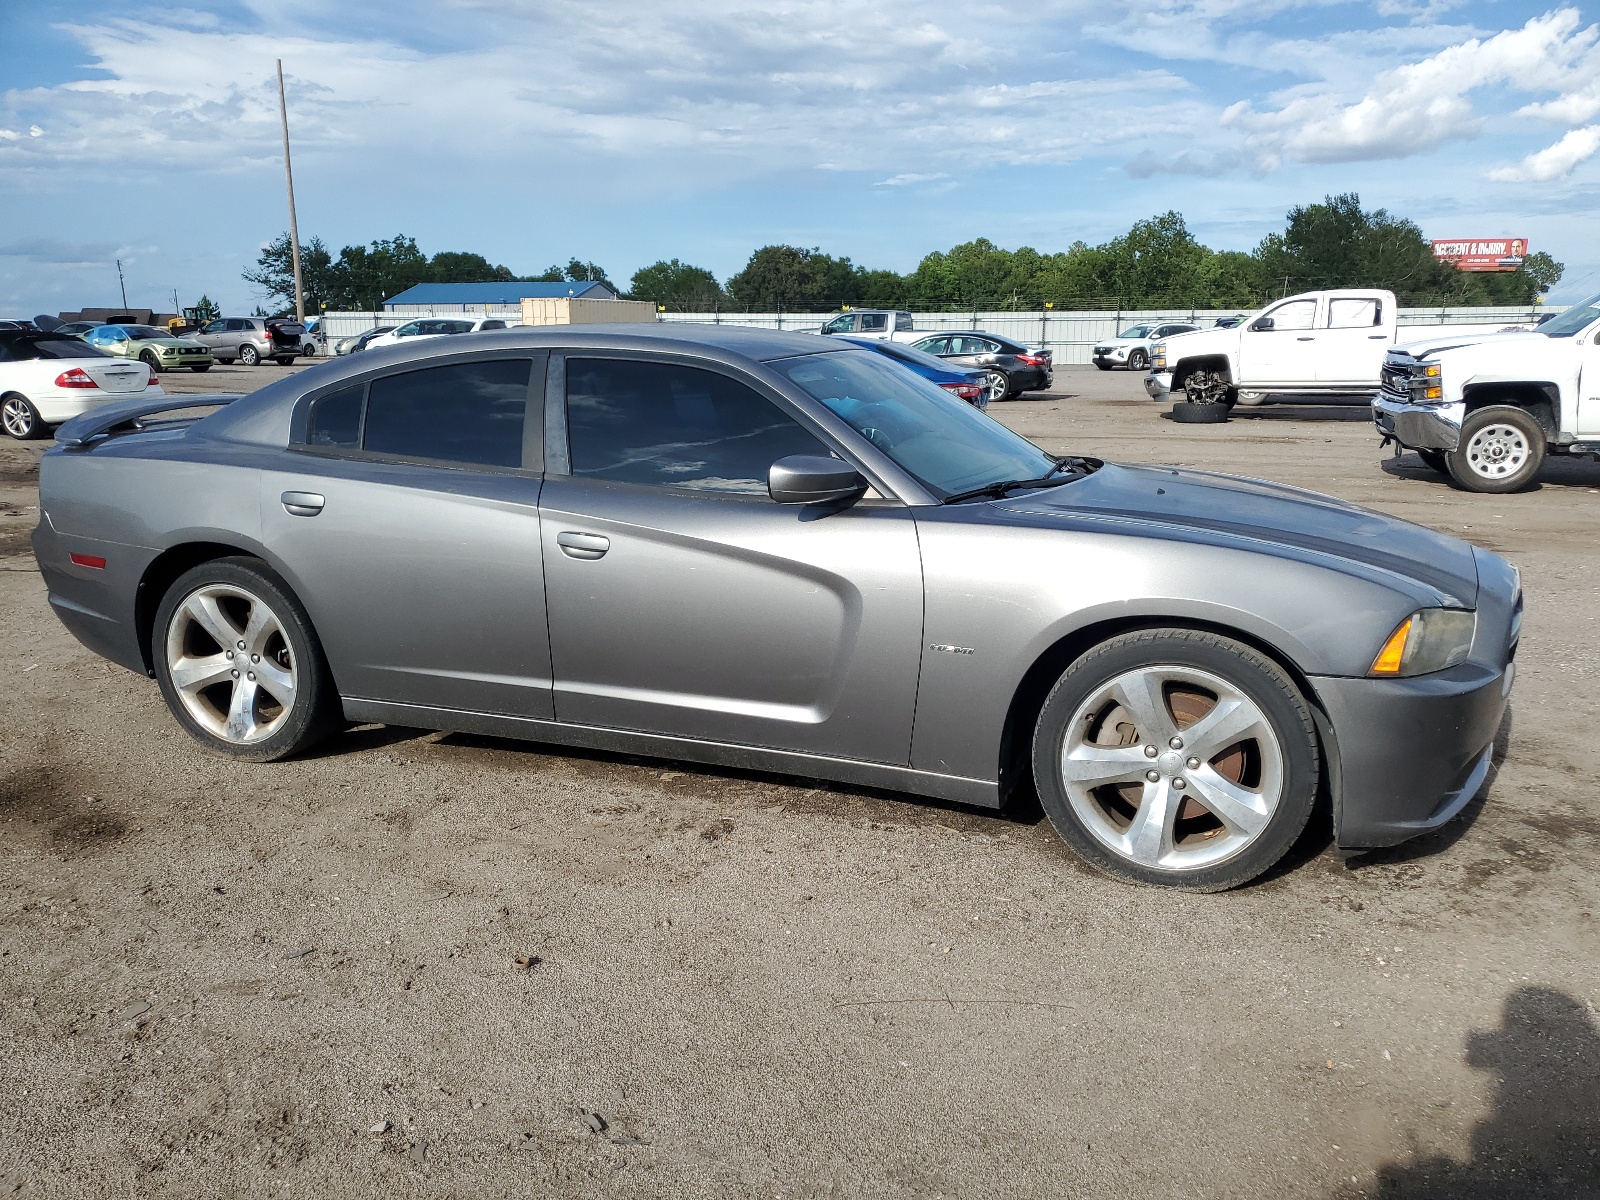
[815,310,1054,402]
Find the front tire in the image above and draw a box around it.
[1417,449,1448,474]
[1095,361,1112,372]
[2,394,45,440]
[1128,350,1148,371]
[239,344,260,366]
[190,363,211,373]
[1031,628,1319,891]
[140,350,164,373]
[1446,406,1545,493]
[152,558,339,762]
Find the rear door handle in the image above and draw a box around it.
[281,490,324,516]
[1368,334,1387,339]
[557,531,609,560]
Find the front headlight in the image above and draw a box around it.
[1370,608,1475,677]
[1152,342,1166,370]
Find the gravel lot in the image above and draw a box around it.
[2,360,1597,1199]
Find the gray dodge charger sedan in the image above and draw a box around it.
[32,325,1519,890]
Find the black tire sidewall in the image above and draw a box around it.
[152,557,337,762]
[1031,629,1320,891]
[1170,401,1228,424]
[240,345,259,365]
[1447,406,1545,493]
[1129,350,1148,370]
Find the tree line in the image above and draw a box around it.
[244,195,1562,315]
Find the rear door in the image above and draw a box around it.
[261,353,554,718]
[1315,295,1390,384]
[538,353,924,764]
[1238,297,1321,384]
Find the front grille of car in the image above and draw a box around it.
[180,347,206,355]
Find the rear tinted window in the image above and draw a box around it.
[0,334,108,362]
[566,358,825,493]
[361,360,531,467]
[307,385,363,448]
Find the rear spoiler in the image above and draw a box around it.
[55,394,243,449]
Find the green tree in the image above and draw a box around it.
[242,234,338,311]
[190,294,221,323]
[563,259,616,290]
[429,251,515,283]
[728,246,860,311]
[628,259,724,310]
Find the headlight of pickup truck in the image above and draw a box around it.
[1370,608,1475,677]
[1151,342,1166,370]
[1410,362,1443,401]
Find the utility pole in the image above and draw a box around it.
[276,59,305,326]
[116,259,128,308]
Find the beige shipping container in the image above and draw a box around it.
[520,297,658,326]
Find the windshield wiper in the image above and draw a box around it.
[940,456,1096,504]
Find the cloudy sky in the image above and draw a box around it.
[2,0,1597,315]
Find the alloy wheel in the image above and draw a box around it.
[164,583,298,744]
[1058,664,1284,872]
[1463,422,1530,481]
[984,371,1008,404]
[2,396,39,439]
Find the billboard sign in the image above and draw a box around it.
[1431,238,1528,272]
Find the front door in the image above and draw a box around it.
[1238,297,1321,385]
[540,354,924,764]
[1578,332,1600,438]
[1315,295,1390,384]
[261,354,554,718]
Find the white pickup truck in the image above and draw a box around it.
[1143,289,1525,410]
[1144,289,1401,408]
[1373,292,1600,492]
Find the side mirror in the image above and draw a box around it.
[768,455,866,505]
[1250,317,1275,332]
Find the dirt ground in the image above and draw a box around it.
[1,361,1597,1199]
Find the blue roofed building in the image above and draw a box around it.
[382,280,617,312]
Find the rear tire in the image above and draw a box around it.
[239,344,260,366]
[1170,401,1229,424]
[1446,405,1545,493]
[2,394,45,440]
[984,370,1010,405]
[1031,628,1319,891]
[152,557,339,762]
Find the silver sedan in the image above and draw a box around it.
[32,326,1518,890]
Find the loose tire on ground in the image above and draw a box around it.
[1031,628,1320,891]
[152,557,340,762]
[1446,405,1545,493]
[1170,401,1229,424]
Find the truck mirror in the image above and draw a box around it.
[1251,317,1275,332]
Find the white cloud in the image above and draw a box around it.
[1223,10,1597,163]
[1490,125,1600,182]
[874,172,950,187]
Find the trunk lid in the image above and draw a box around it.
[79,359,152,394]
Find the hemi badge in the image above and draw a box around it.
[930,644,975,656]
[69,553,107,569]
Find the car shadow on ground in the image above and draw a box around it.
[1224,404,1373,423]
[1380,451,1600,491]
[1354,984,1600,1199]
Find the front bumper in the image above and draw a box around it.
[1144,372,1173,402]
[1318,547,1519,849]
[1372,393,1464,451]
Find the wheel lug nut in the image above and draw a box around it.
[237,641,246,650]
[230,669,239,678]
[1187,757,1200,770]
[1143,745,1158,758]
[1169,736,1183,750]
[1145,770,1160,783]
[247,672,255,681]
[251,654,260,663]
[1172,778,1186,790]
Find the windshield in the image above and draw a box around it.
[124,326,168,340]
[1118,325,1152,339]
[1540,293,1600,338]
[777,350,1055,497]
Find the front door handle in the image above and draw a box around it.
[1296,336,1315,341]
[281,490,325,517]
[1368,334,1387,339]
[557,531,610,560]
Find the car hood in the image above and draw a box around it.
[137,337,203,349]
[1003,462,1479,606]
[1392,329,1542,358]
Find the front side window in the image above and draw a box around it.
[480,320,506,331]
[1260,300,1316,331]
[823,314,855,334]
[362,359,531,467]
[394,322,422,337]
[1327,298,1379,328]
[566,359,825,494]
[202,320,225,334]
[778,350,1054,498]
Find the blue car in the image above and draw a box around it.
[838,336,990,409]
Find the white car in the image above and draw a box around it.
[362,316,510,350]
[1091,322,1199,371]
[1,327,162,440]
